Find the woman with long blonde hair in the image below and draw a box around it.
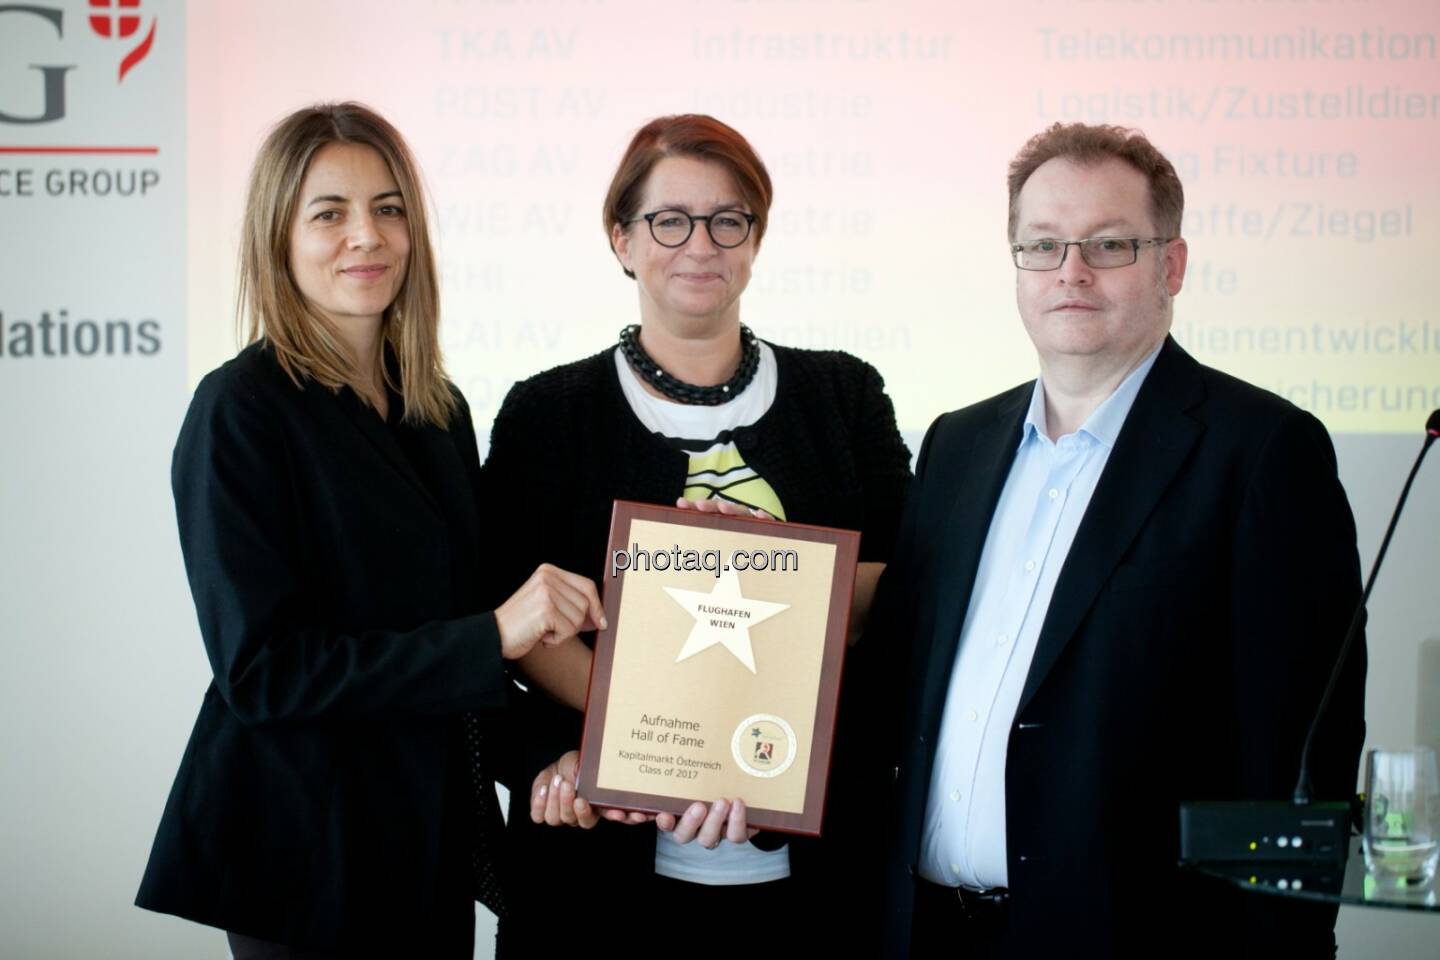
[136,102,597,958]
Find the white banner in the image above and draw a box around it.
[0,3,207,958]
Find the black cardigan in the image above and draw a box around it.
[485,342,912,575]
[483,342,912,936]
[137,342,514,953]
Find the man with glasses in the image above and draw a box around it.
[867,123,1365,957]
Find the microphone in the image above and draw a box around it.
[1181,409,1439,865]
[1292,409,1438,803]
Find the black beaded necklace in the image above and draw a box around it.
[618,324,760,406]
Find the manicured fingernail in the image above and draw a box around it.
[600,616,609,630]
[712,799,727,814]
[552,773,562,789]
[688,803,705,818]
[537,784,548,799]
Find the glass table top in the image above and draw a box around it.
[1189,838,1439,913]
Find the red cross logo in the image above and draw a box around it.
[88,0,157,82]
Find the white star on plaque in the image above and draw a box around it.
[663,568,790,674]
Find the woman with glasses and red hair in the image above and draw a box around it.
[487,114,912,955]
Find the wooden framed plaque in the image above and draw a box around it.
[576,500,861,836]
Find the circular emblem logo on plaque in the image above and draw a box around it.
[731,714,798,779]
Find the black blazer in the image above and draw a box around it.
[136,343,514,953]
[868,338,1366,958]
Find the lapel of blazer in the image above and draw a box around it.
[1015,336,1207,716]
[914,387,1030,732]
[331,384,445,518]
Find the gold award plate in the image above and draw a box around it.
[577,501,860,835]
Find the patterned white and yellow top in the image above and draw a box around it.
[614,341,786,521]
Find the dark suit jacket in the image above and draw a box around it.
[868,338,1366,958]
[136,342,515,953]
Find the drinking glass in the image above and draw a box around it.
[1362,747,1440,886]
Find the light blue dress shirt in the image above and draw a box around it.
[918,344,1163,890]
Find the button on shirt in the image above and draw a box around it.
[918,344,1162,890]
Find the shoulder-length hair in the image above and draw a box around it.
[238,101,454,427]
